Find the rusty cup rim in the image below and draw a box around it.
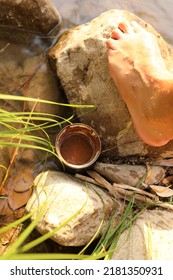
[55,123,101,169]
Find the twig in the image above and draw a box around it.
[113,184,173,211]
[86,170,114,194]
[113,183,159,200]
[0,43,10,53]
[75,173,103,188]
[76,171,173,211]
[75,172,123,201]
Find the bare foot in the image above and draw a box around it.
[106,21,173,146]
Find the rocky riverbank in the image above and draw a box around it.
[1,0,173,259]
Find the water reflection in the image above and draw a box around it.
[51,0,173,45]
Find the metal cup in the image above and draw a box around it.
[55,123,101,170]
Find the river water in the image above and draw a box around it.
[51,0,173,45]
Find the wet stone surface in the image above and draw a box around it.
[0,0,61,36]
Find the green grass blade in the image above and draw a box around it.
[0,93,95,108]
[0,253,91,260]
[0,212,33,235]
[90,197,136,260]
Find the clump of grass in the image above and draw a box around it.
[0,93,95,187]
[0,93,95,156]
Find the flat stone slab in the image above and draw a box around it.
[94,162,165,186]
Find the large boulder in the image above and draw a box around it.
[26,171,122,246]
[49,9,173,159]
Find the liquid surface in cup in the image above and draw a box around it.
[60,133,94,165]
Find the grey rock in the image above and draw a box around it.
[112,208,173,260]
[26,171,122,246]
[94,162,165,187]
[0,0,60,34]
[49,9,173,159]
[0,0,61,43]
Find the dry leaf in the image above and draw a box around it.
[13,167,35,193]
[8,188,32,210]
[0,224,23,255]
[0,199,11,215]
[150,185,173,197]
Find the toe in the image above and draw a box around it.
[111,29,124,40]
[131,21,145,32]
[118,21,134,34]
[106,38,118,50]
